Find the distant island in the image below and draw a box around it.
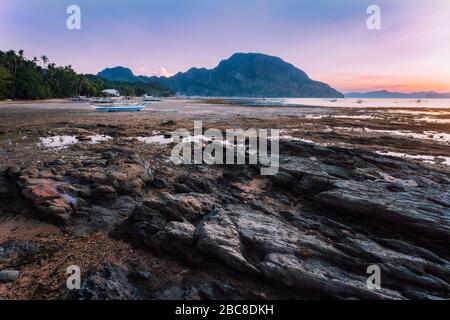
[98,53,344,98]
[345,90,450,99]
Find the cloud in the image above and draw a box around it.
[152,67,172,77]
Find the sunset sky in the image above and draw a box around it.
[1,0,449,93]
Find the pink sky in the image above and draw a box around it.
[1,0,449,93]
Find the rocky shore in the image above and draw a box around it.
[0,100,449,299]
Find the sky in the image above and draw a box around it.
[1,0,449,93]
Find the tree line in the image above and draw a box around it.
[0,50,174,100]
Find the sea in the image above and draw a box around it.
[231,98,450,109]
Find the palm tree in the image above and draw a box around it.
[32,57,38,64]
[18,50,24,59]
[41,55,49,67]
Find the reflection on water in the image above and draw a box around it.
[40,136,78,148]
[40,134,113,148]
[136,135,173,144]
[376,151,450,166]
[89,134,113,144]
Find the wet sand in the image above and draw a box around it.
[1,99,449,169]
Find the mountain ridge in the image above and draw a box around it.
[345,90,450,99]
[97,53,343,98]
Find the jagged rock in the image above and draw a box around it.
[63,264,151,300]
[2,132,450,300]
[152,177,167,189]
[177,175,212,193]
[20,179,74,225]
[153,277,241,300]
[268,171,296,189]
[0,240,54,267]
[0,270,20,283]
[93,185,117,200]
[315,180,450,243]
[196,208,260,274]
[111,205,167,249]
[144,192,216,222]
[156,221,196,245]
[0,173,11,201]
[258,253,401,300]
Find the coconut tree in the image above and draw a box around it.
[40,55,49,67]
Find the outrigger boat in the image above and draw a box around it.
[90,101,147,112]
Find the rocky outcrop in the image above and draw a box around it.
[109,139,450,299]
[1,139,449,300]
[0,147,153,228]
[0,240,54,268]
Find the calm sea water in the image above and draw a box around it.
[242,98,450,109]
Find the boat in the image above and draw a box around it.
[329,98,338,102]
[91,102,146,112]
[91,98,114,104]
[142,95,161,102]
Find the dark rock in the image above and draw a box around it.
[160,120,176,126]
[0,270,20,283]
[315,180,450,243]
[111,205,167,249]
[174,183,193,194]
[152,177,167,189]
[144,192,216,222]
[63,264,152,300]
[93,185,117,200]
[268,171,296,189]
[196,208,260,274]
[0,240,54,267]
[152,277,241,300]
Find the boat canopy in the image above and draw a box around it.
[102,89,120,97]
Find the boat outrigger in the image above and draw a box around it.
[91,102,147,112]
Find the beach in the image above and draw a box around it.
[0,99,449,299]
[1,99,449,168]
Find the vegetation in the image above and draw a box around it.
[0,50,174,100]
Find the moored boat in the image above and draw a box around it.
[143,95,161,102]
[91,102,146,112]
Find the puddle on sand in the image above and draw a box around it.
[415,117,450,124]
[40,134,113,148]
[136,135,243,146]
[376,151,450,166]
[386,110,450,116]
[40,136,79,148]
[334,127,450,144]
[303,114,381,120]
[89,134,113,144]
[136,135,174,144]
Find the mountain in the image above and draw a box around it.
[97,67,136,82]
[345,90,450,99]
[97,53,343,98]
